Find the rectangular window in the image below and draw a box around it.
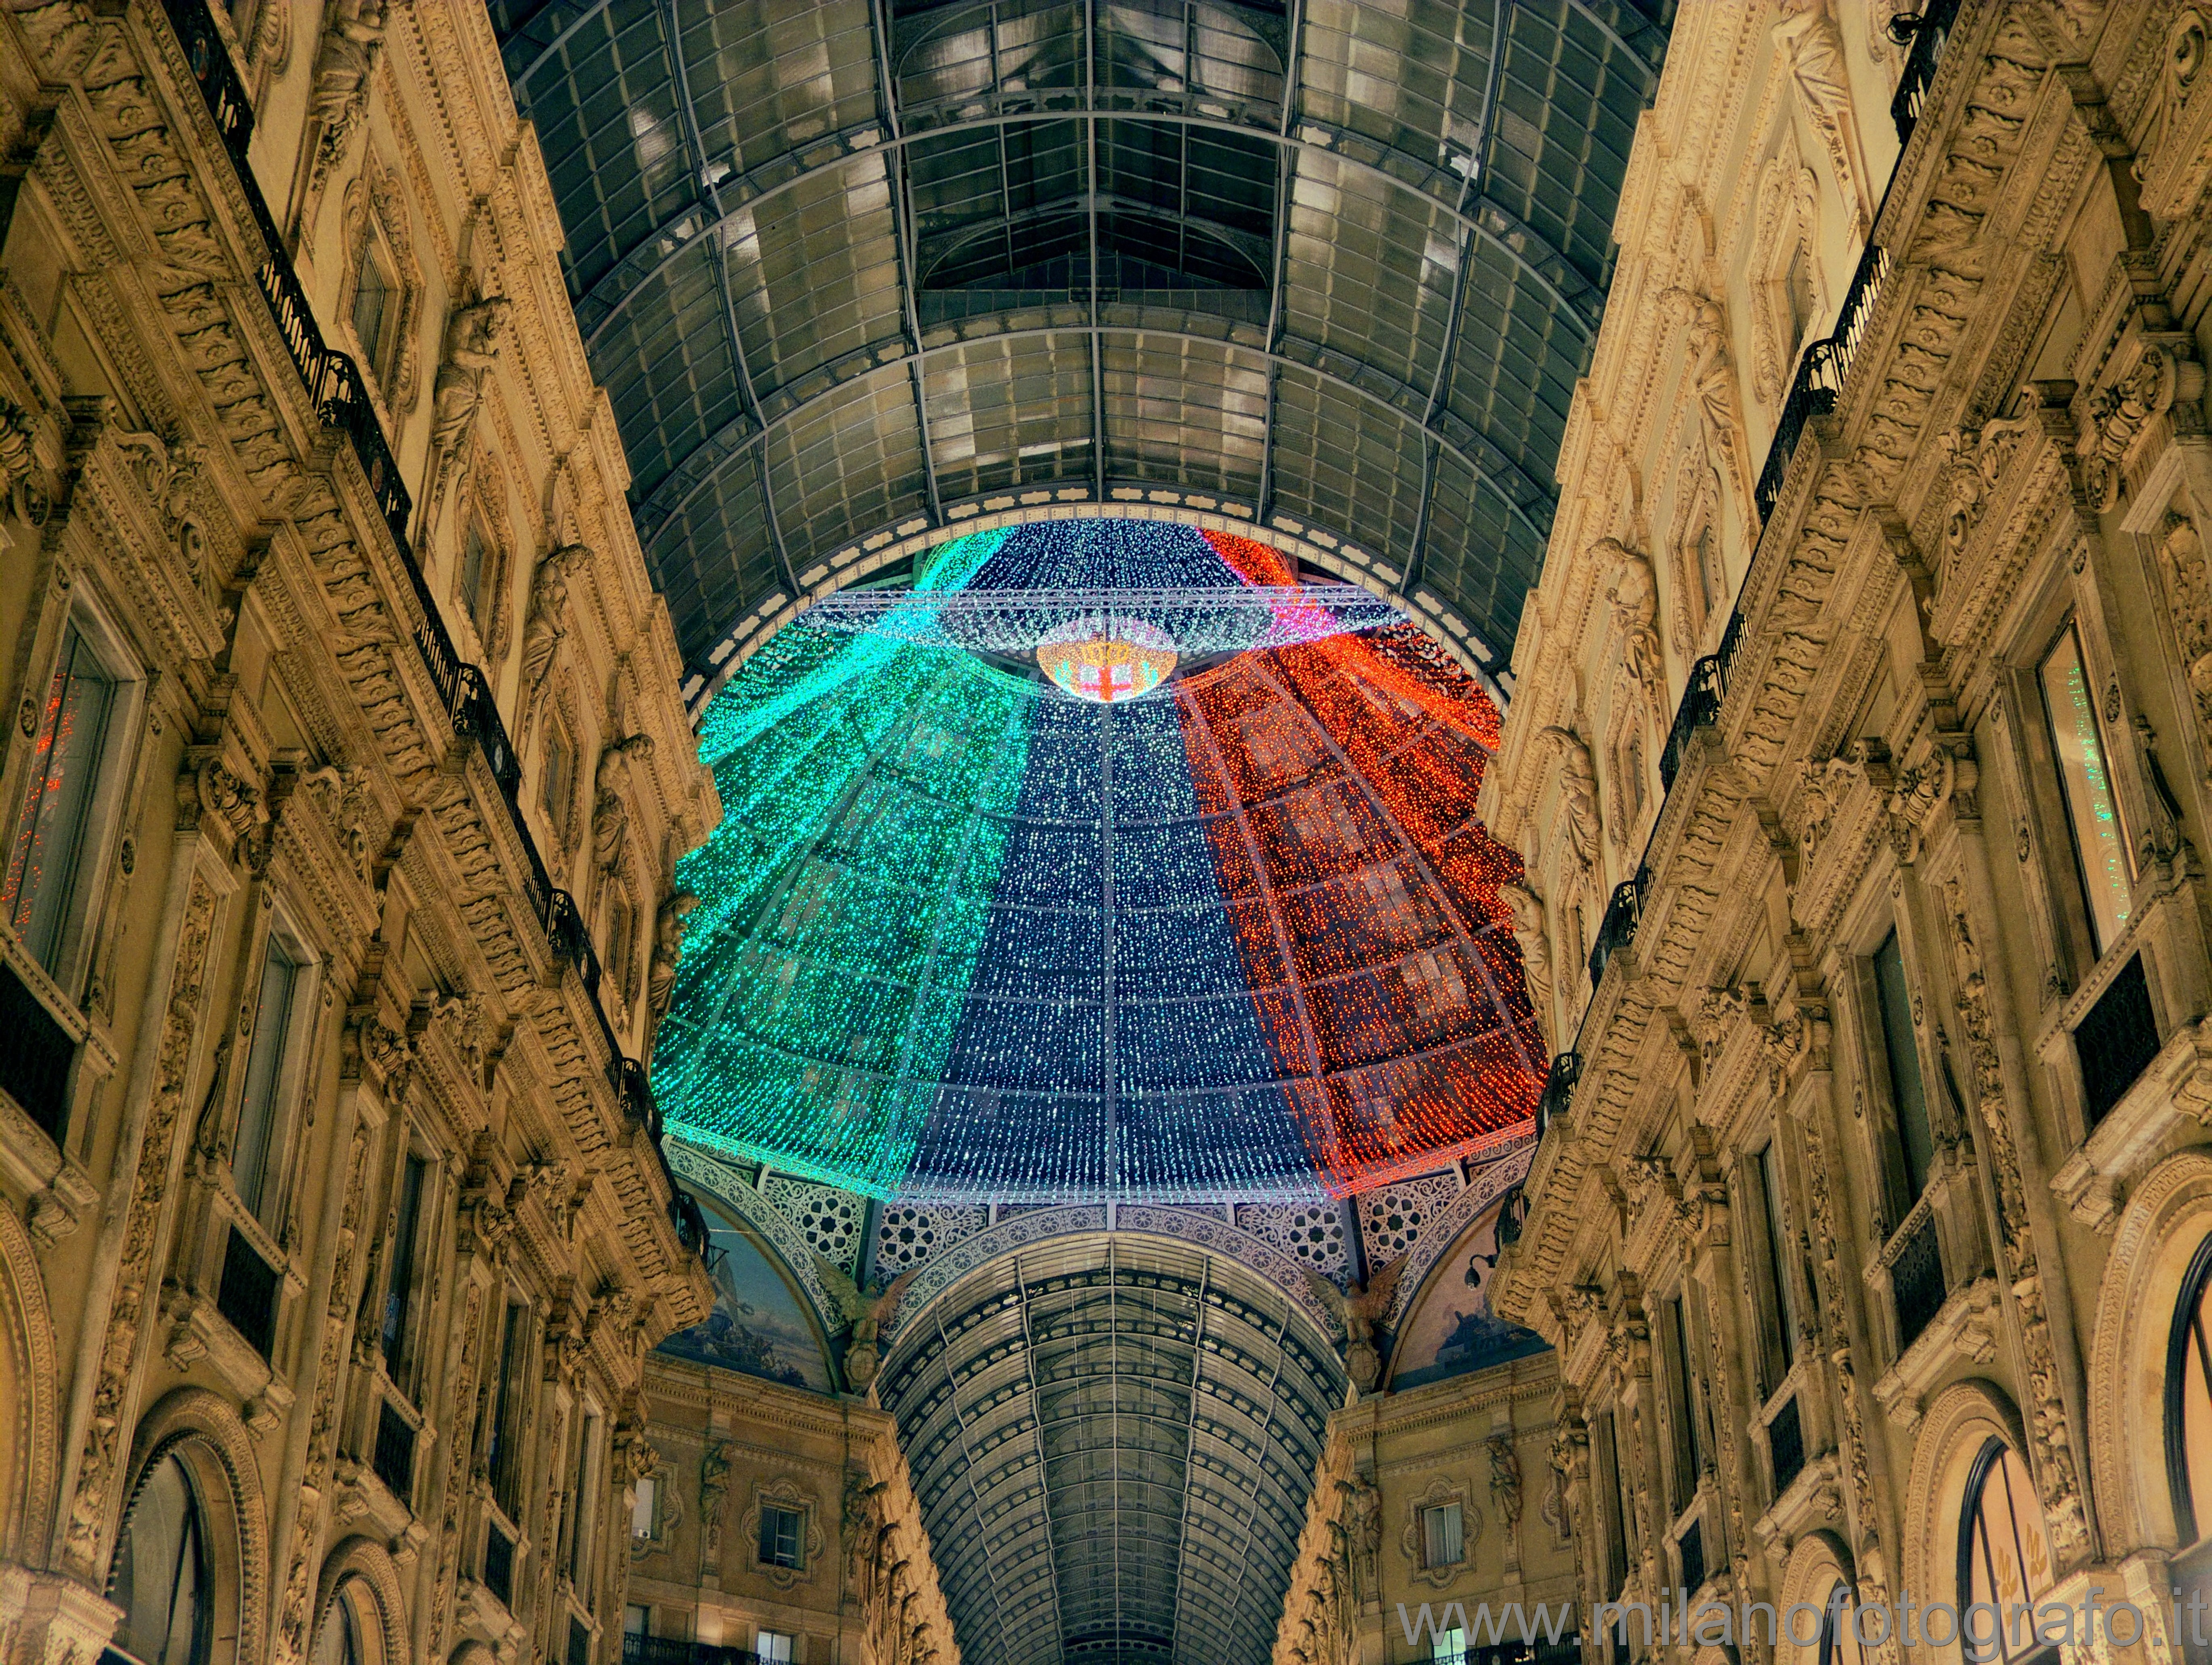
[570,1413,602,1591]
[759,1504,804,1570]
[1665,1295,1701,1513]
[2039,623,2132,955]
[1422,1502,1465,1568]
[352,247,390,375]
[3,624,118,974]
[623,1607,648,1640]
[460,525,488,635]
[379,1153,427,1378]
[490,1300,530,1516]
[1596,1410,1630,1600]
[1872,929,1935,1202]
[1432,1625,1469,1663]
[232,936,300,1225]
[631,1473,657,1541]
[754,1635,795,1664]
[1753,1142,1797,1394]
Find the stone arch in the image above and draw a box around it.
[449,1639,498,1665]
[312,1535,408,1665]
[1901,1378,2032,1651]
[2088,1148,2212,1557]
[0,1200,58,1568]
[112,1387,270,1665]
[1774,1528,1855,1665]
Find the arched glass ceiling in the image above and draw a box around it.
[652,520,1543,1201]
[491,0,1670,681]
[876,1233,1348,1665]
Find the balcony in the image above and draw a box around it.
[215,1225,280,1360]
[1586,867,1649,988]
[157,0,707,1250]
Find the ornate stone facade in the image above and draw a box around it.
[1486,7,2212,1665]
[0,5,715,1665]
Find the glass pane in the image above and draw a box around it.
[632,1475,656,1539]
[1433,1625,1468,1663]
[311,1591,358,1665]
[380,1155,427,1372]
[1872,931,1934,1200]
[233,939,299,1221]
[1963,1443,2055,1663]
[2039,626,2131,955]
[110,1453,209,1665]
[1423,1503,1463,1567]
[353,253,388,369]
[756,1633,794,1663]
[4,625,117,972]
[2176,1252,2212,1547]
[1821,1587,1867,1665]
[1758,1143,1796,1381]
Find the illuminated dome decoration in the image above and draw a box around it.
[653,520,1542,1201]
[1037,618,1178,704]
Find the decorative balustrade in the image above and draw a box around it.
[1586,866,1649,989]
[1890,0,1963,145]
[158,0,703,1249]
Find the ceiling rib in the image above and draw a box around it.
[1161,1260,1212,1663]
[570,112,1604,352]
[1012,1258,1074,1665]
[1256,0,1304,534]
[637,324,1555,551]
[868,0,942,530]
[930,1302,1045,1665]
[1406,0,1507,598]
[656,0,798,596]
[1086,0,1105,504]
[1200,1290,1300,1657]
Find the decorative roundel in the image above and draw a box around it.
[1036,617,1179,704]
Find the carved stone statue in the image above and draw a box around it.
[1773,0,1875,232]
[302,0,386,212]
[1303,1257,1409,1395]
[815,1257,918,1393]
[424,294,513,535]
[1488,1429,1524,1530]
[1498,880,1553,1049]
[592,734,656,877]
[1662,288,1752,522]
[1594,536,1664,708]
[1336,1474,1382,1603]
[1537,726,1602,876]
[648,890,699,1031]
[699,1440,734,1566]
[519,544,580,731]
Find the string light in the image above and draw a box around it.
[654,520,1540,1200]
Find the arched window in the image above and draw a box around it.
[1817,1584,1867,1665]
[108,1452,212,1665]
[1955,1439,2056,1665]
[2167,1235,2212,1665]
[310,1587,361,1665]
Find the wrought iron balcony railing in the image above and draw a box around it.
[158,0,704,1251]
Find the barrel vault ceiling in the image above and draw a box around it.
[491,0,1670,687]
[874,1235,1349,1665]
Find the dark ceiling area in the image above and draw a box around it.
[490,0,1670,686]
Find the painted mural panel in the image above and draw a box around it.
[657,1206,834,1393]
[1387,1198,1548,1391]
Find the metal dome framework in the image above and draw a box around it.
[491,0,1669,687]
[874,1232,1349,1665]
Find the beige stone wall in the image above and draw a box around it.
[1482,5,2212,1665]
[627,1356,955,1665]
[1273,1353,1572,1665]
[0,3,718,1665]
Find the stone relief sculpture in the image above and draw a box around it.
[1303,1256,1408,1395]
[1498,880,1554,1050]
[424,293,514,540]
[1594,537,1664,710]
[1538,726,1602,877]
[699,1440,734,1566]
[1773,0,1874,232]
[300,0,386,230]
[1661,288,1754,527]
[592,734,656,878]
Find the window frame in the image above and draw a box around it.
[1420,1501,1465,1570]
[2034,617,2134,959]
[2,604,143,996]
[1865,926,1938,1218]
[230,911,320,1236]
[758,1503,805,1572]
[377,1149,432,1393]
[1744,1138,1798,1399]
